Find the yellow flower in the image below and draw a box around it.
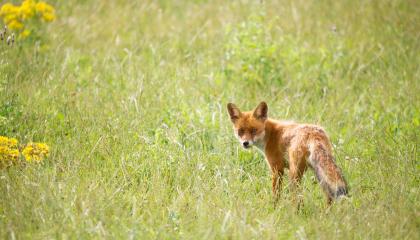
[35,1,56,22]
[20,0,36,20]
[0,136,18,148]
[3,14,17,24]
[42,12,55,22]
[0,146,19,160]
[20,29,31,38]
[35,1,54,13]
[22,142,49,163]
[35,2,47,13]
[0,146,19,161]
[0,1,56,41]
[8,149,19,159]
[7,19,24,30]
[0,136,19,168]
[0,3,19,17]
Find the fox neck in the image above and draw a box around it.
[254,119,273,153]
[254,140,266,153]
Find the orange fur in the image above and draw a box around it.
[227,102,348,204]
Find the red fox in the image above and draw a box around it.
[227,102,348,204]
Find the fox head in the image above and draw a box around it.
[227,101,268,149]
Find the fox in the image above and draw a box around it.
[227,101,348,204]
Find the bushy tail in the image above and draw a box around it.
[309,142,348,201]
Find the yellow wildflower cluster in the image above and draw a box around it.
[22,142,49,163]
[0,136,19,168]
[0,136,50,168]
[0,0,56,38]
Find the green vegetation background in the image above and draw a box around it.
[1,0,419,239]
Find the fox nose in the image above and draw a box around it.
[243,141,249,147]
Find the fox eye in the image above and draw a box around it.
[238,128,245,136]
[251,128,257,135]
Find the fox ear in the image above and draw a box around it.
[253,101,268,121]
[227,103,241,122]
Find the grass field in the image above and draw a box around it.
[1,0,419,239]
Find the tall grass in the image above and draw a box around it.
[1,0,419,239]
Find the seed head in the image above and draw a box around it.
[3,25,7,35]
[0,32,3,41]
[6,36,11,45]
[11,33,15,45]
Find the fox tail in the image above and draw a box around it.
[309,141,348,202]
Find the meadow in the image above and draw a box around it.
[0,0,419,239]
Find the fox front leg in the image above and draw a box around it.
[271,166,284,206]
